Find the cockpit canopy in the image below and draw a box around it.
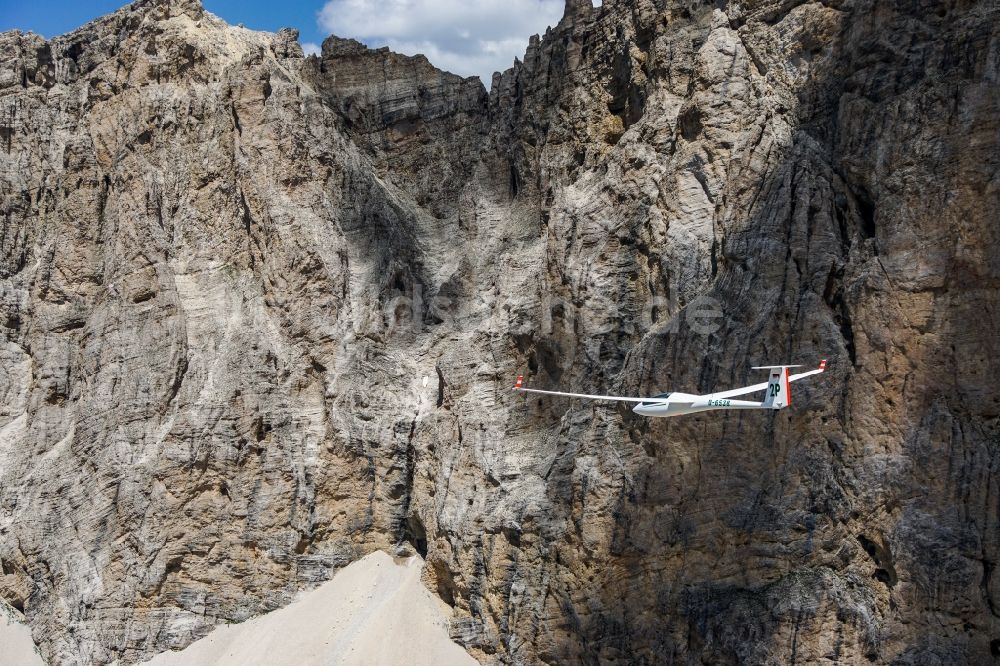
[639,392,672,407]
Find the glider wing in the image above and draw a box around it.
[707,360,827,400]
[512,376,668,404]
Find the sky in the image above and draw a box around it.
[0,0,567,85]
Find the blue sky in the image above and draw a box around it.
[0,0,567,84]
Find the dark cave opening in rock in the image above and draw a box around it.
[404,514,428,558]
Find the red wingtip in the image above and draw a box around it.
[819,359,827,371]
[514,375,524,390]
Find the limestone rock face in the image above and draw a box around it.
[1,0,998,664]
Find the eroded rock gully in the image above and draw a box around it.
[1,0,998,663]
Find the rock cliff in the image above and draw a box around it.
[1,0,998,663]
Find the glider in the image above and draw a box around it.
[513,360,826,418]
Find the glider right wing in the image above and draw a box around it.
[512,376,668,404]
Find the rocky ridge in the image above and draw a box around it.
[0,0,998,663]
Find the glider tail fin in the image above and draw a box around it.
[752,365,799,409]
[763,368,791,409]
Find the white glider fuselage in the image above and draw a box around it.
[631,393,768,417]
[513,360,826,419]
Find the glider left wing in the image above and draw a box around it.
[708,360,827,400]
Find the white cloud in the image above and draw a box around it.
[317,0,566,86]
[302,42,322,57]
